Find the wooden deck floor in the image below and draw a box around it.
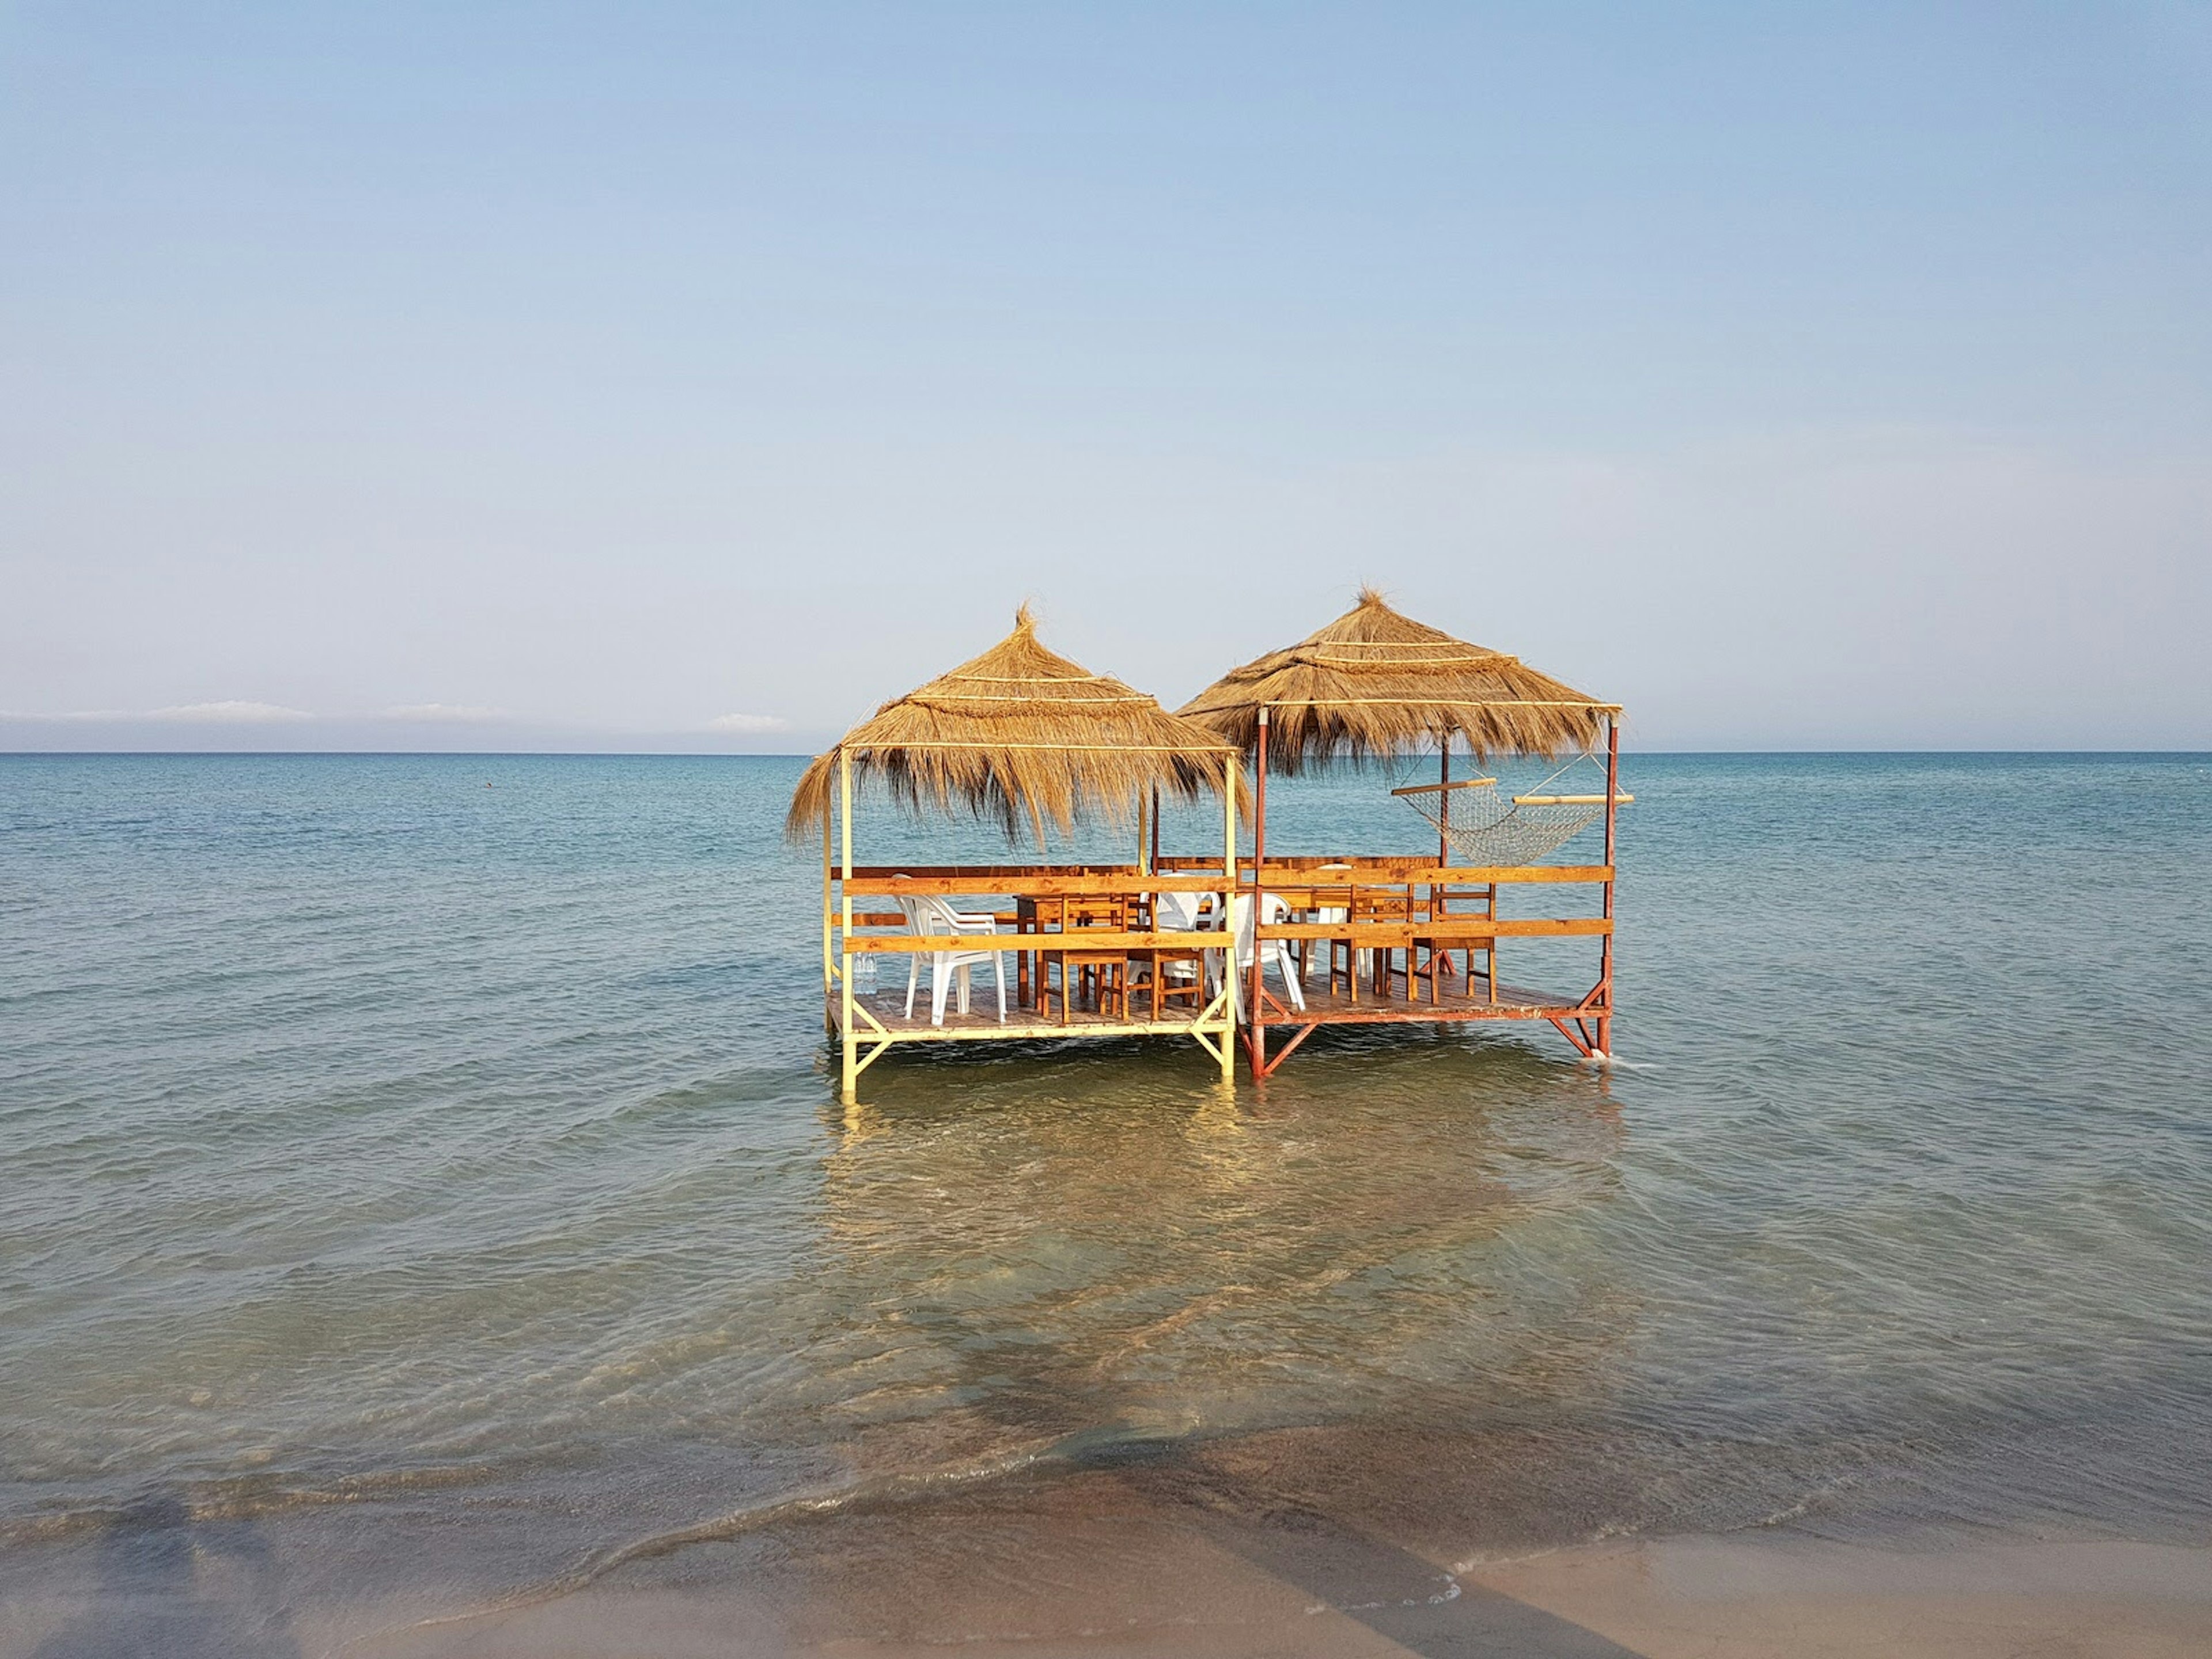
[832,986,1219,1040]
[1258,975,1589,1024]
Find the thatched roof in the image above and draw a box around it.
[1177,587,1616,772]
[786,606,1237,844]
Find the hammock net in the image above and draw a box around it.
[1395,752,1615,865]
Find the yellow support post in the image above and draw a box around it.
[820,797,834,1009]
[839,747,857,1104]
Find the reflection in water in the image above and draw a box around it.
[542,1042,1649,1650]
[808,1034,1630,1530]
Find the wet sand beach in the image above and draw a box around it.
[7,1506,2211,1659]
[340,1534,2212,1659]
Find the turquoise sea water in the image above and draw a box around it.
[3,753,2210,1630]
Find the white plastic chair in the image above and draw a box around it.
[894,893,1009,1025]
[1219,892,1306,1019]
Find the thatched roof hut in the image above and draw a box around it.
[786,606,1237,844]
[1177,587,1616,772]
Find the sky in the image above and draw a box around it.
[3,1,2208,753]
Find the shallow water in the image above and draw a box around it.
[3,753,2210,1628]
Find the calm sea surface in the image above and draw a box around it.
[3,753,2210,1624]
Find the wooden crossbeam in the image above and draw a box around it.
[844,929,1230,954]
[1245,863,1611,884]
[840,863,1611,896]
[1257,918,1611,942]
[1389,777,1497,797]
[843,872,1231,897]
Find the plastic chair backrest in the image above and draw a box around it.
[1228,892,1296,955]
[896,892,959,935]
[1154,889,1202,931]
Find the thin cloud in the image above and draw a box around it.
[146,700,315,724]
[382,703,508,722]
[709,712,791,733]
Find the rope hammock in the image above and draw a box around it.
[1392,749,1624,866]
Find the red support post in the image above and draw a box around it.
[1599,717,1619,1058]
[1437,736,1450,865]
[1431,736,1446,993]
[1249,707,1269,1081]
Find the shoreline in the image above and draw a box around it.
[7,1506,2211,1658]
[291,1530,2212,1659]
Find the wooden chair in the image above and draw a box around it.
[1040,947,1131,1022]
[1303,882,1353,987]
[1329,887,1411,1001]
[1038,894,1131,1023]
[1412,883,1497,1005]
[1134,889,1211,1020]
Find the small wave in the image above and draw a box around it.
[0,1459,508,1548]
[318,1433,1084,1658]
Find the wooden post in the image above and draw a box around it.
[1249,707,1268,1081]
[1150,785,1161,877]
[1437,736,1450,864]
[839,747,857,1103]
[1218,753,1236,1084]
[1599,717,1618,1059]
[821,796,835,1029]
[1435,735,1450,995]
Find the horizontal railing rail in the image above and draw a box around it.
[1237,863,1609,886]
[1256,918,1609,942]
[846,929,1230,955]
[842,871,1231,897]
[838,863,1607,898]
[844,862,1143,878]
[834,860,1612,983]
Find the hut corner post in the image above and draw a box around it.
[1248,707,1269,1081]
[839,747,857,1103]
[820,795,835,1028]
[1437,736,1450,995]
[1218,754,1236,1084]
[1599,717,1618,1060]
[1438,736,1450,864]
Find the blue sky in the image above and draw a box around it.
[3,2,2207,750]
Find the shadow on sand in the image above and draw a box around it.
[1179,1487,1644,1658]
[29,1495,300,1659]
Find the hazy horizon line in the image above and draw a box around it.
[6,748,2209,760]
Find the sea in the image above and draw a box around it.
[3,752,2210,1648]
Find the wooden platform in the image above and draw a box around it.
[830,986,1221,1043]
[1257,975,1592,1027]
[830,969,1591,1043]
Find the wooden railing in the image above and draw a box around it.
[831,861,1611,957]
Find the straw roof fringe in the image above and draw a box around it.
[1177,586,1616,772]
[785,606,1238,844]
